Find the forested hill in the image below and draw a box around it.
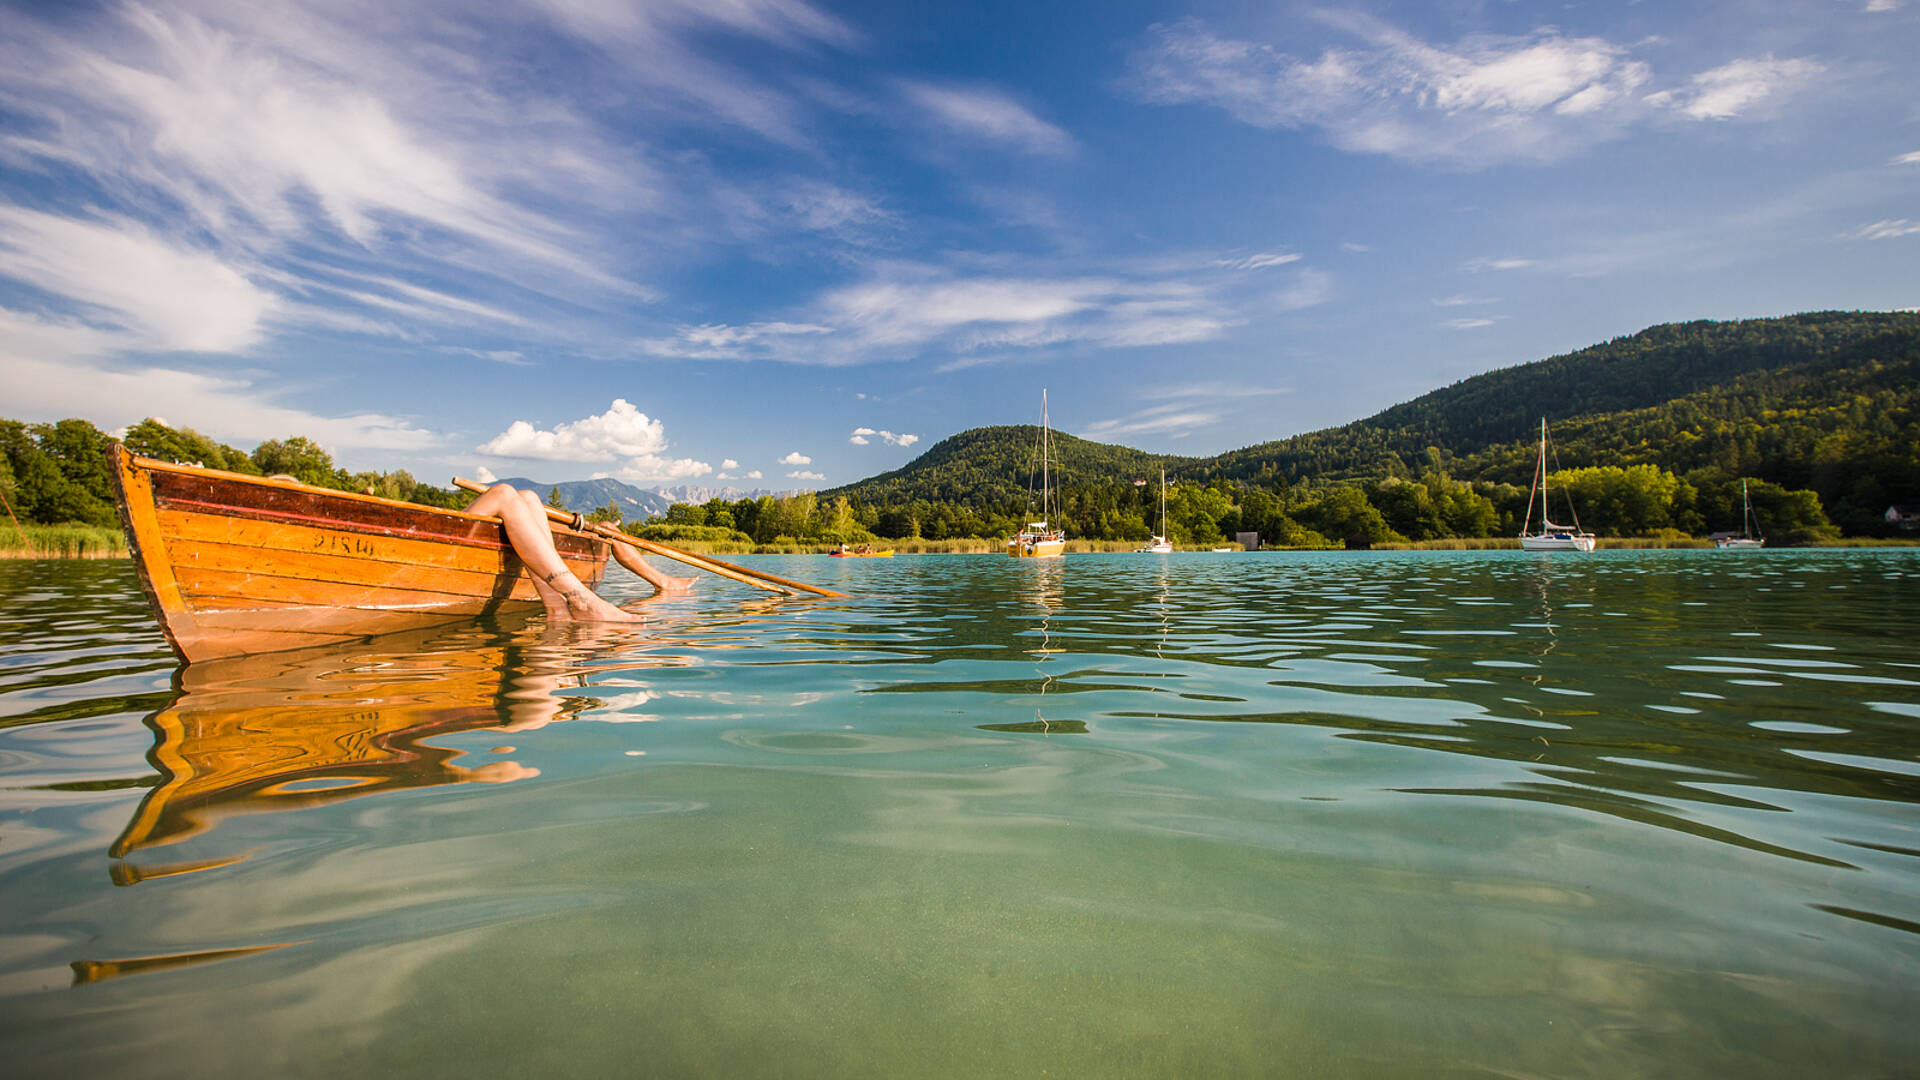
[826,425,1197,512]
[1205,311,1918,484]
[834,312,1918,524]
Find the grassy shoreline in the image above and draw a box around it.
[4,526,1912,559]
[0,524,128,559]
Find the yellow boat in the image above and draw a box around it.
[110,446,610,663]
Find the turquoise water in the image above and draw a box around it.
[1,550,1916,1077]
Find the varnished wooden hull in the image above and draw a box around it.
[110,446,609,663]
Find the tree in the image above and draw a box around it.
[252,437,337,486]
[546,486,566,510]
[587,500,623,525]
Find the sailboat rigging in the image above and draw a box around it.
[1008,390,1067,558]
[1136,468,1172,553]
[1715,480,1765,549]
[1519,418,1596,552]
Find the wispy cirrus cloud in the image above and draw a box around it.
[1643,56,1822,121]
[1214,251,1303,270]
[1082,381,1291,441]
[1847,219,1920,240]
[1127,12,1822,165]
[638,261,1247,366]
[897,81,1074,156]
[0,0,866,459]
[635,321,835,360]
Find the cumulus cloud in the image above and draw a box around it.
[476,398,712,485]
[478,399,670,461]
[721,459,740,470]
[1127,14,1823,165]
[787,470,825,481]
[850,427,919,447]
[898,82,1073,156]
[472,465,498,483]
[779,451,813,465]
[746,469,764,479]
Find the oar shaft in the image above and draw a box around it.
[451,478,846,598]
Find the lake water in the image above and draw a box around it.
[1,550,1916,1077]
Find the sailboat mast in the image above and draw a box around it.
[1523,417,1545,535]
[1040,389,1051,519]
[1159,467,1167,535]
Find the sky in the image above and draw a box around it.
[1,0,1916,492]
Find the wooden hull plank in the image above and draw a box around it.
[110,447,610,663]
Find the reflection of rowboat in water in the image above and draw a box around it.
[109,446,612,664]
[108,619,637,871]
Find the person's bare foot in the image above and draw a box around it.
[545,570,643,622]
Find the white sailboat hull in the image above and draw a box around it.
[1714,537,1764,549]
[1521,533,1596,552]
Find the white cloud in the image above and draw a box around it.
[0,309,435,451]
[478,399,669,461]
[1081,403,1224,441]
[1214,252,1302,270]
[472,465,498,484]
[1442,316,1500,329]
[1272,268,1333,311]
[898,82,1073,156]
[1892,151,1920,165]
[780,451,813,465]
[1128,15,1824,166]
[721,459,740,470]
[0,207,274,352]
[746,469,764,479]
[1433,294,1498,307]
[1463,256,1536,272]
[850,428,918,447]
[635,321,834,360]
[787,470,825,481]
[1848,219,1920,240]
[1647,56,1823,121]
[1865,0,1900,12]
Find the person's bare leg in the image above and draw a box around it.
[466,485,639,622]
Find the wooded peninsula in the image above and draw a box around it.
[5,311,1917,555]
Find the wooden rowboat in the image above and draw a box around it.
[110,446,610,663]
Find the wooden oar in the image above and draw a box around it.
[451,478,847,598]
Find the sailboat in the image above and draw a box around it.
[1715,480,1765,549]
[1519,418,1596,552]
[1008,390,1067,558]
[1136,468,1173,553]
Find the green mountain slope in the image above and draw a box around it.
[827,312,1919,538]
[826,425,1198,512]
[1204,311,1919,484]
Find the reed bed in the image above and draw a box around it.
[0,524,129,558]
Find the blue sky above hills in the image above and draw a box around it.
[2,0,1915,489]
